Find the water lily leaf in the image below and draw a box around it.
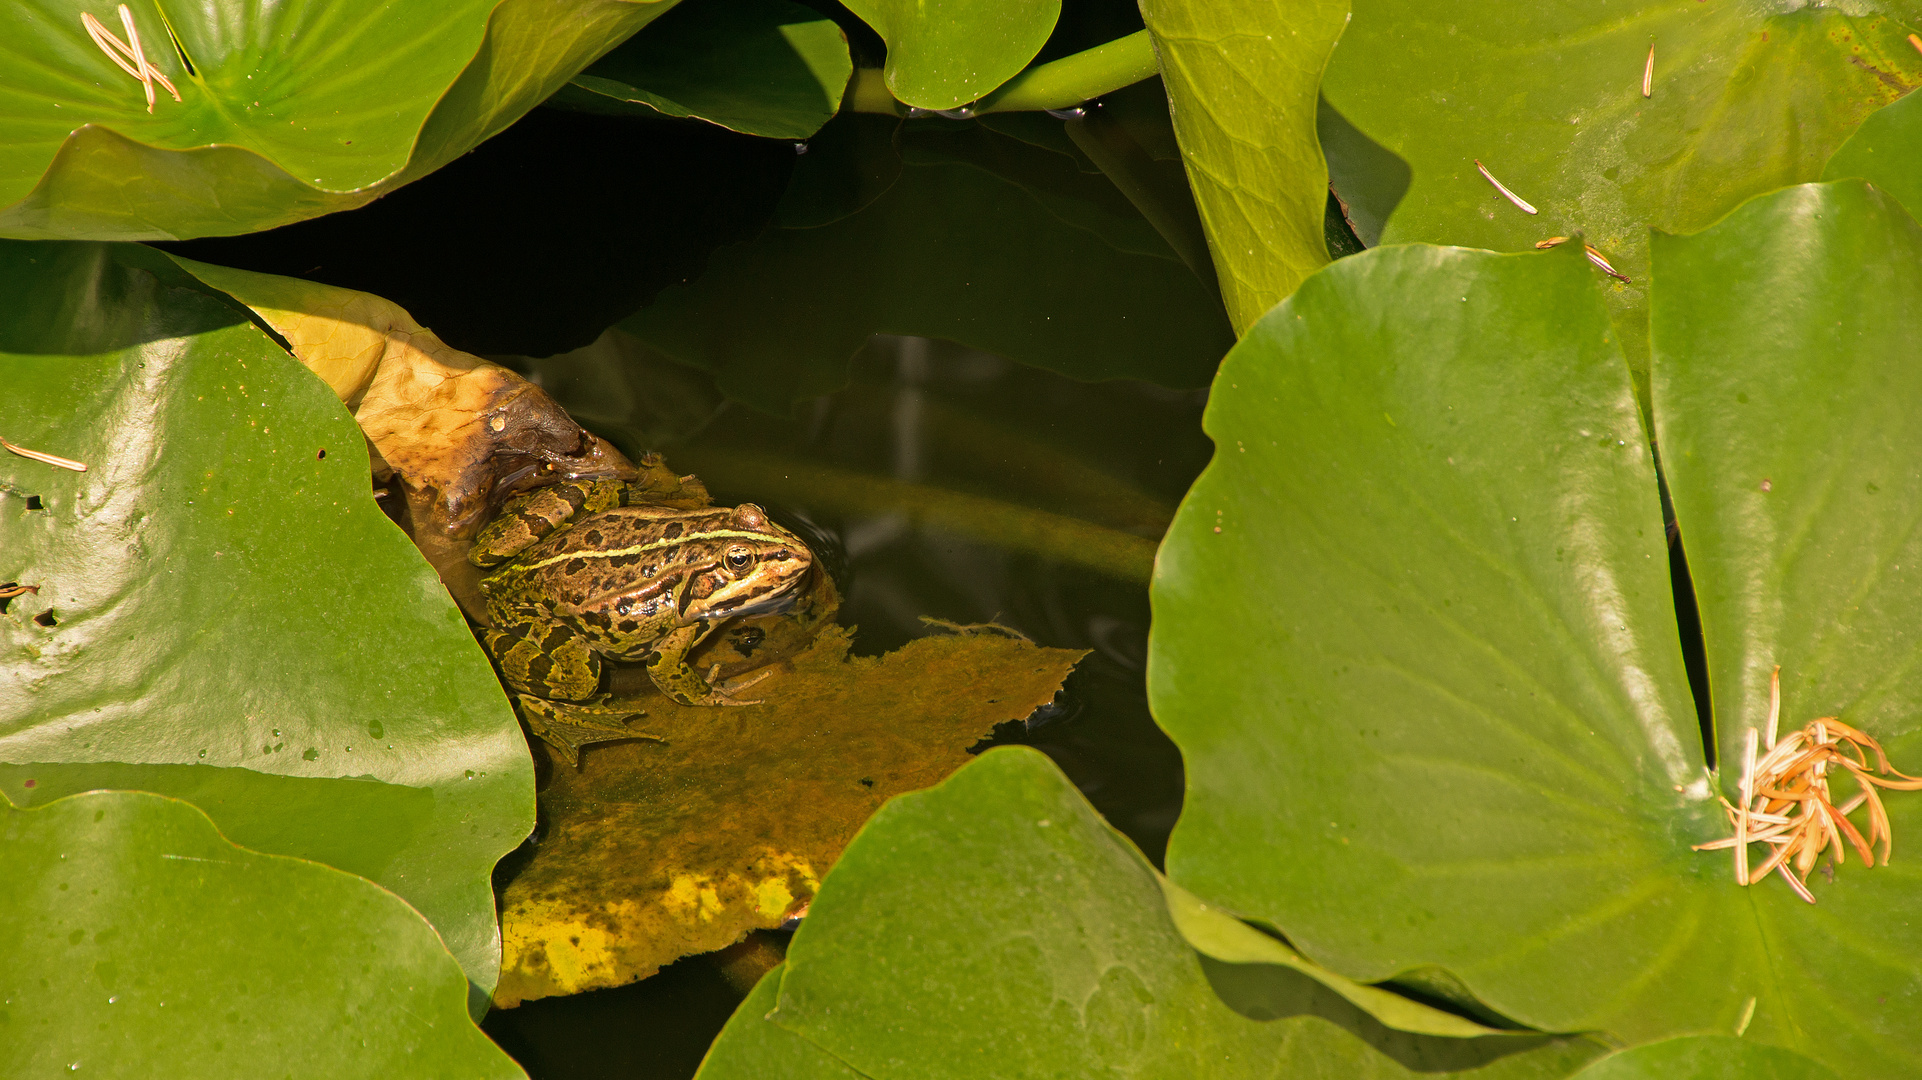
[554,0,852,139]
[1320,0,1922,364]
[697,965,865,1079]
[1,790,523,1076]
[699,747,1604,1079]
[1824,88,1922,219]
[494,625,1087,1006]
[1647,179,1922,1068]
[620,113,1233,412]
[1159,879,1504,1038]
[0,0,677,241]
[1150,191,1922,1075]
[0,240,533,996]
[1138,0,1349,332]
[1569,1036,1837,1080]
[841,0,1058,110]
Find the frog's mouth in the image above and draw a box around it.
[705,560,812,622]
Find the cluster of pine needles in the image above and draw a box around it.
[1694,667,1922,903]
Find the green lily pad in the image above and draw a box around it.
[1320,0,1922,364]
[697,965,863,1079]
[554,0,852,139]
[0,0,677,241]
[619,113,1233,412]
[841,0,1058,110]
[1569,1036,1837,1080]
[2,790,522,1076]
[1138,0,1349,332]
[1824,87,1922,219]
[0,240,533,996]
[1150,187,1922,1075]
[698,747,1606,1079]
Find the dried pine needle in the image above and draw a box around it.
[1694,666,1922,903]
[1474,160,1538,215]
[1532,236,1630,282]
[1,435,87,472]
[81,5,179,113]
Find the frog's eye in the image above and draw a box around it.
[724,546,755,574]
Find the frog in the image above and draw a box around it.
[469,476,815,765]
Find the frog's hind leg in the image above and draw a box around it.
[470,480,627,568]
[482,621,604,701]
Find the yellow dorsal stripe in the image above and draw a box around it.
[519,529,779,574]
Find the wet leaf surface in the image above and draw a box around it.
[494,625,1087,1006]
[1150,186,1922,1075]
[2,788,524,1075]
[0,240,533,996]
[0,0,675,240]
[697,748,1605,1079]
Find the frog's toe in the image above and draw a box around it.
[513,695,657,768]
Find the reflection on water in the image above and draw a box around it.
[498,332,1210,1079]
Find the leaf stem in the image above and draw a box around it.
[845,30,1160,117]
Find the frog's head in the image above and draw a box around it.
[679,503,814,623]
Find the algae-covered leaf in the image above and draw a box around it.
[1138,0,1349,333]
[0,240,533,995]
[2,790,524,1076]
[494,625,1087,1006]
[1,0,678,241]
[556,0,852,139]
[620,113,1232,411]
[697,747,1604,1079]
[1824,88,1922,222]
[1568,1037,1837,1080]
[1321,0,1922,366]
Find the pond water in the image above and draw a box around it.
[167,101,1220,1079]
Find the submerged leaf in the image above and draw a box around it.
[620,114,1232,411]
[493,625,1087,1006]
[556,0,852,139]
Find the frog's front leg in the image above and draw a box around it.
[644,621,763,706]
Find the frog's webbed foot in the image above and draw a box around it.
[513,695,658,768]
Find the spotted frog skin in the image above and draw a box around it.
[470,478,813,763]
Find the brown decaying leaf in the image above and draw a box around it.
[168,262,641,619]
[492,623,1088,1007]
